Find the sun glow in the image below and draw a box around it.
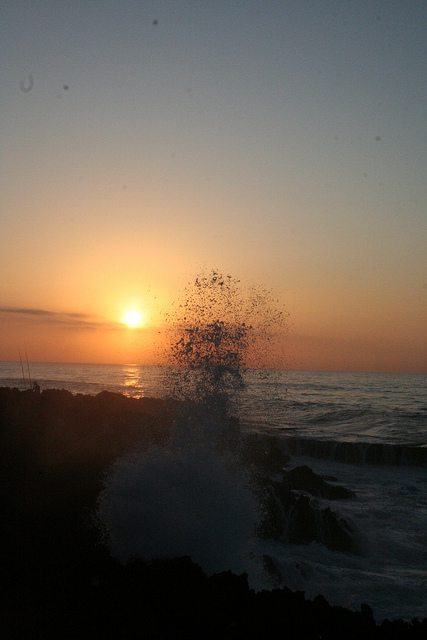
[122,309,144,329]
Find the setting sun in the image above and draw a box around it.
[122,309,144,329]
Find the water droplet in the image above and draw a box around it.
[19,74,34,93]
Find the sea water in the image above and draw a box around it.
[2,363,425,443]
[1,361,426,621]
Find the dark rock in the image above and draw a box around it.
[257,473,358,553]
[263,554,284,587]
[284,465,355,499]
[316,505,358,553]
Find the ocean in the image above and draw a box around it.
[1,361,426,621]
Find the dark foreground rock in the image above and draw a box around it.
[0,388,425,638]
[5,552,427,639]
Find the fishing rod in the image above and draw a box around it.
[19,351,26,384]
[25,350,32,387]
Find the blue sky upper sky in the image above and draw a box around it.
[1,1,426,370]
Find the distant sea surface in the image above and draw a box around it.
[1,361,427,620]
[1,361,425,447]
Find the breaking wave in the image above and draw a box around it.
[279,435,427,467]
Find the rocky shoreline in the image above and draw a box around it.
[1,387,425,638]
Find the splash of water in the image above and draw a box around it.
[97,270,287,575]
[97,446,258,574]
[166,269,287,414]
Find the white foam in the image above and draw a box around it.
[254,456,427,621]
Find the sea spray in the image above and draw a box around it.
[97,396,259,575]
[97,445,258,574]
[97,270,287,575]
[165,269,287,409]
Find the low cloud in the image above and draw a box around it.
[0,306,119,330]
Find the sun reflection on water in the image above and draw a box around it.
[122,365,145,398]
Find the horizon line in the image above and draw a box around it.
[0,359,425,376]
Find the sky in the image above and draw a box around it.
[1,0,426,372]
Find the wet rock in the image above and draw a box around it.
[284,465,355,499]
[316,505,358,553]
[262,554,284,587]
[257,474,358,553]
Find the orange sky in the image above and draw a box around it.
[0,270,425,373]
